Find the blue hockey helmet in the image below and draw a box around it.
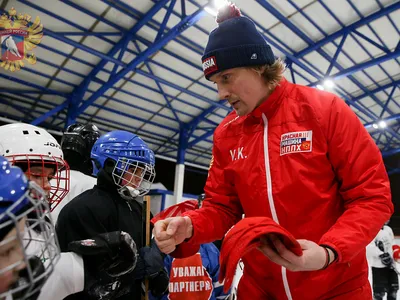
[91,130,156,198]
[0,155,60,299]
[0,156,29,224]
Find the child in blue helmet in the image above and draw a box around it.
[56,130,168,300]
[0,155,60,299]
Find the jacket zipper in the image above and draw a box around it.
[262,113,293,300]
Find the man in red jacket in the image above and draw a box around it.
[154,3,393,299]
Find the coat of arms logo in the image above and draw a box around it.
[0,7,43,72]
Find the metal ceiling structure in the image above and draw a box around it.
[0,0,399,170]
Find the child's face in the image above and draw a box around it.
[0,217,27,294]
[25,166,55,197]
[121,166,143,189]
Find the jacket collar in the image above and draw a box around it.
[96,169,142,206]
[249,77,289,120]
[97,169,120,197]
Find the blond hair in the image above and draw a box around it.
[248,58,286,89]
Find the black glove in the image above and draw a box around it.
[149,267,169,297]
[140,246,165,279]
[379,252,393,266]
[68,231,138,277]
[69,232,138,300]
[11,256,46,300]
[133,242,169,297]
[84,275,123,300]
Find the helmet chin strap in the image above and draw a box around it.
[119,186,140,200]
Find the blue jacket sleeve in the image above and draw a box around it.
[201,243,230,299]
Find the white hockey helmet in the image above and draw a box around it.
[0,123,70,211]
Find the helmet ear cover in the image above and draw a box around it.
[103,158,116,175]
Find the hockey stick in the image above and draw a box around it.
[142,195,151,300]
[391,262,400,275]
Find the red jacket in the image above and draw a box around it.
[177,78,393,299]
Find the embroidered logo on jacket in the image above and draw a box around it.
[280,131,312,156]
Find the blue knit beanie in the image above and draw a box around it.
[202,3,275,80]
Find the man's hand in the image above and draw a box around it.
[258,234,334,272]
[153,216,193,254]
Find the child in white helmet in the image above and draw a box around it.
[0,123,70,212]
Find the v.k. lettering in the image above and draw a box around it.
[230,147,247,161]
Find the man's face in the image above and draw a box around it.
[0,218,27,294]
[210,67,272,116]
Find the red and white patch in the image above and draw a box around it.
[280,130,312,156]
[81,239,96,246]
[168,253,213,300]
[202,56,218,76]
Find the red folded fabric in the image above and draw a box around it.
[219,217,302,293]
[151,200,198,225]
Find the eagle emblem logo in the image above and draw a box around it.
[0,7,43,72]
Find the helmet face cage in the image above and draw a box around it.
[7,154,70,212]
[112,158,156,197]
[0,181,60,299]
